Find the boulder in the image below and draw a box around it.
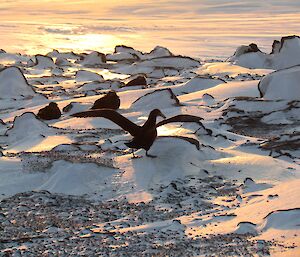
[125,75,147,87]
[37,102,61,120]
[91,91,120,110]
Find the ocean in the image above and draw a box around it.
[0,0,299,58]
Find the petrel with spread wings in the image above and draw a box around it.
[72,109,203,157]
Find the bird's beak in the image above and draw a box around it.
[159,111,166,119]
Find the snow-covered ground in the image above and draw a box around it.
[0,36,299,256]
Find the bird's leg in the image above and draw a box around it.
[132,149,136,158]
[146,151,157,158]
[131,149,141,159]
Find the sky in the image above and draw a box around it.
[0,0,299,58]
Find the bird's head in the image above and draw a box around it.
[108,90,116,95]
[151,109,166,119]
[49,102,58,107]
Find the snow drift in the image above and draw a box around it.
[258,65,300,100]
[230,35,300,70]
[0,67,38,99]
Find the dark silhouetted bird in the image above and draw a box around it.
[37,102,61,120]
[125,75,147,87]
[72,109,203,157]
[91,91,120,110]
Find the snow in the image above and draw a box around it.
[131,88,180,110]
[140,56,200,69]
[140,46,173,60]
[179,80,260,103]
[55,57,73,67]
[230,36,300,70]
[34,55,56,69]
[258,65,300,100]
[106,52,138,62]
[270,36,300,70]
[111,45,173,61]
[172,75,225,95]
[114,45,142,56]
[47,49,80,60]
[78,51,106,66]
[0,39,299,256]
[5,112,50,142]
[0,67,37,99]
[77,81,113,92]
[196,61,272,81]
[262,208,300,231]
[75,70,104,82]
[231,51,268,69]
[235,222,258,235]
[37,160,117,195]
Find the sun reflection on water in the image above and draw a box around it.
[40,33,125,54]
[0,1,299,57]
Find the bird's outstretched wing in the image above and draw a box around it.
[156,114,203,127]
[157,135,200,150]
[71,109,141,136]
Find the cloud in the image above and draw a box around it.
[38,23,168,36]
[39,27,77,34]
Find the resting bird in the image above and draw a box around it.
[91,91,120,110]
[71,109,203,158]
[37,102,61,120]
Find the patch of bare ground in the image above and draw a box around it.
[0,176,284,256]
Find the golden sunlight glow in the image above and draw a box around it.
[27,136,73,152]
[0,1,299,56]
[7,136,73,154]
[157,126,192,137]
[49,34,124,53]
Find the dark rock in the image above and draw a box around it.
[91,91,120,110]
[248,43,260,53]
[271,40,281,54]
[233,43,262,57]
[37,102,61,120]
[55,57,72,67]
[125,75,147,87]
[62,102,75,113]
